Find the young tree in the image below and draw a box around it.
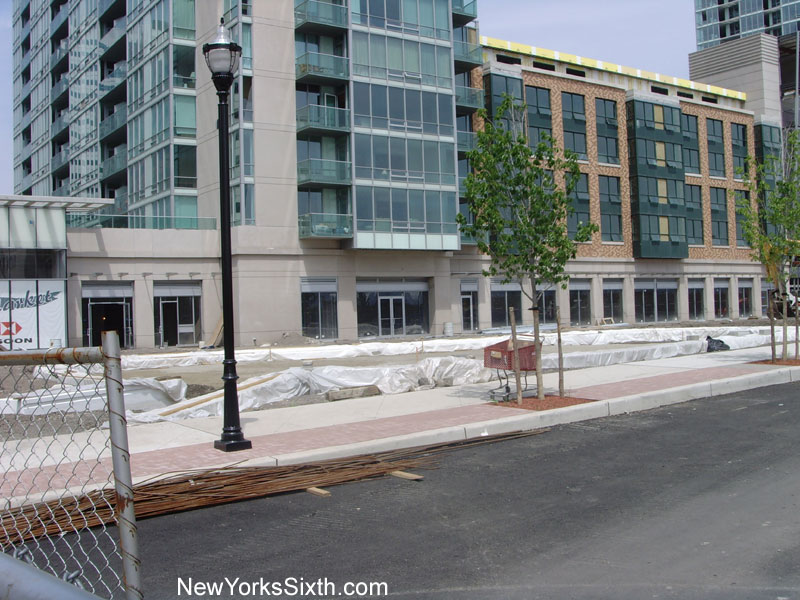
[458,96,597,399]
[738,128,800,360]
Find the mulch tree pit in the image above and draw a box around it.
[752,358,800,366]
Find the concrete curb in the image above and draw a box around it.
[258,366,800,466]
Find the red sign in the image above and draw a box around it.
[1,322,22,336]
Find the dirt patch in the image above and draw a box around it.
[493,395,595,411]
[752,358,800,366]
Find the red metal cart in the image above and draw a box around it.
[483,338,537,401]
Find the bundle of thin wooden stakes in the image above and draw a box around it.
[1,429,547,548]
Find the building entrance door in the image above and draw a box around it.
[86,300,132,347]
[462,294,476,331]
[379,295,404,336]
[159,300,179,347]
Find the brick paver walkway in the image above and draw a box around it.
[3,362,785,499]
[571,364,769,400]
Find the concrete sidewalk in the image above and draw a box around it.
[4,344,798,504]
[120,344,799,483]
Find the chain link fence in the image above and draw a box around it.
[0,332,141,600]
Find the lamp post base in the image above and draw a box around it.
[214,438,253,452]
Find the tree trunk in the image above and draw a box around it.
[782,282,789,361]
[556,305,564,398]
[795,301,799,360]
[769,292,776,363]
[509,306,523,405]
[533,307,544,400]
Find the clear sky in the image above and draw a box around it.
[0,0,698,195]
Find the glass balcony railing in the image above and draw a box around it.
[296,52,349,82]
[297,158,352,186]
[100,62,127,95]
[99,18,126,51]
[296,104,350,134]
[452,0,478,22]
[51,75,69,101]
[50,43,68,69]
[298,213,354,238]
[453,41,483,66]
[51,147,70,171]
[295,0,348,31]
[99,107,126,139]
[66,213,217,230]
[455,85,484,111]
[52,183,70,197]
[50,5,68,36]
[101,145,127,178]
[457,130,477,153]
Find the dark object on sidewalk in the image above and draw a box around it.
[706,336,730,352]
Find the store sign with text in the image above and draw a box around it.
[0,281,66,350]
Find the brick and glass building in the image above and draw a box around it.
[10,0,771,350]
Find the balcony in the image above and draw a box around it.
[101,145,127,179]
[455,85,484,113]
[51,75,69,102]
[452,0,477,25]
[99,18,126,54]
[52,183,70,196]
[16,19,31,45]
[66,213,217,230]
[295,1,349,34]
[51,146,70,171]
[298,213,354,239]
[99,62,127,97]
[296,105,350,136]
[50,4,69,36]
[50,42,68,70]
[18,172,33,192]
[99,0,123,18]
[457,130,477,153]
[17,79,31,102]
[99,107,127,140]
[18,50,32,74]
[453,41,483,70]
[296,52,349,84]
[17,109,33,133]
[297,158,351,187]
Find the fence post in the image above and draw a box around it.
[102,331,143,600]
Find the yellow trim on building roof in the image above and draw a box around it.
[480,36,747,102]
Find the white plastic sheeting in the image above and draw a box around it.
[119,325,779,370]
[129,356,494,422]
[0,376,185,415]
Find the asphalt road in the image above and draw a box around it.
[139,382,800,600]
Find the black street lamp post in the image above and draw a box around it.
[204,19,252,452]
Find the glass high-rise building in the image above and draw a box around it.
[696,0,800,49]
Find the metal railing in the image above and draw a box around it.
[66,213,216,230]
[452,0,477,16]
[99,108,126,139]
[296,52,349,81]
[455,85,484,110]
[0,332,141,600]
[298,213,353,238]
[457,130,477,153]
[296,104,350,133]
[297,158,352,186]
[453,40,483,65]
[295,0,348,30]
[101,146,127,178]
